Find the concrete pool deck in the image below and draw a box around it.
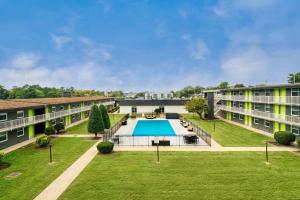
[113,118,211,146]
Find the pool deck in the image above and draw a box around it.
[114,118,209,146]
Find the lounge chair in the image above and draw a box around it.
[187,126,193,132]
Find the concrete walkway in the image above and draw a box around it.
[34,140,101,200]
[114,146,299,152]
[51,134,97,138]
[2,137,36,154]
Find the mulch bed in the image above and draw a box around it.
[0,162,11,171]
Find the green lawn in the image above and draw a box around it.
[66,114,125,134]
[0,138,95,200]
[59,151,300,200]
[182,114,272,147]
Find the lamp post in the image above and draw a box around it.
[155,137,160,163]
[265,141,269,163]
[49,144,53,163]
[214,120,216,132]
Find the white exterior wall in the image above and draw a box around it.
[119,105,187,114]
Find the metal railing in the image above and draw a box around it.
[0,101,115,132]
[220,95,300,105]
[218,105,300,126]
[103,114,129,141]
[111,135,208,146]
[179,115,211,146]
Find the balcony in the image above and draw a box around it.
[0,101,115,133]
[220,95,300,105]
[219,105,300,126]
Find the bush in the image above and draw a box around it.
[36,135,50,147]
[274,131,296,145]
[297,137,300,148]
[0,151,4,163]
[54,123,65,134]
[97,141,114,154]
[45,126,55,135]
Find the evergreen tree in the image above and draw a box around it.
[88,105,104,137]
[99,104,110,129]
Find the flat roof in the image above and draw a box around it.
[118,99,187,106]
[0,96,113,111]
[0,100,44,111]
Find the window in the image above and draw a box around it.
[265,89,271,96]
[17,128,24,137]
[291,106,299,116]
[51,120,56,126]
[239,103,244,108]
[60,106,64,110]
[291,126,299,136]
[132,106,137,113]
[0,113,7,121]
[51,106,56,112]
[264,120,271,127]
[265,104,271,112]
[233,102,237,107]
[254,91,260,96]
[239,91,243,96]
[292,88,299,96]
[233,113,237,118]
[159,106,164,113]
[17,110,24,118]
[254,118,260,125]
[239,115,244,121]
[60,118,64,123]
[254,104,260,110]
[0,132,8,143]
[72,115,76,120]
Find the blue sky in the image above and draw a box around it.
[0,0,300,92]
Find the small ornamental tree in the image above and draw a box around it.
[88,105,104,137]
[99,104,110,129]
[185,97,209,119]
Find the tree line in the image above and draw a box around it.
[0,84,124,99]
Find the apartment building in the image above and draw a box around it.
[215,84,300,135]
[0,96,114,149]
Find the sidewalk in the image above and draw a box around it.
[33,140,101,200]
[2,138,36,154]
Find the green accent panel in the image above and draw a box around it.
[280,88,286,103]
[280,123,286,131]
[248,102,252,111]
[274,89,280,103]
[244,116,248,125]
[248,116,252,126]
[28,109,35,138]
[274,104,279,117]
[274,122,279,133]
[279,105,286,120]
[226,112,232,120]
[45,107,50,128]
[245,91,248,101]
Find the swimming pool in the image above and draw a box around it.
[132,120,176,136]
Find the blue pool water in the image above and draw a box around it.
[132,120,176,136]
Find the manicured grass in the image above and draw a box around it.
[67,114,125,134]
[182,114,272,147]
[59,151,300,200]
[0,138,95,200]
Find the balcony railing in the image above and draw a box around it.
[219,105,300,126]
[0,101,115,133]
[220,95,300,105]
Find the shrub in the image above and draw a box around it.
[54,123,65,134]
[36,135,50,147]
[0,151,4,163]
[274,131,296,145]
[45,126,55,135]
[130,114,136,119]
[297,137,300,148]
[97,141,114,154]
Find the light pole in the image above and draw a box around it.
[49,144,53,163]
[265,141,269,163]
[155,137,160,163]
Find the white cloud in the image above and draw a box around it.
[79,36,112,61]
[188,40,210,60]
[11,53,40,69]
[51,33,72,49]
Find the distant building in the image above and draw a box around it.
[144,92,173,100]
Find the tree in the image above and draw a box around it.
[185,97,209,119]
[88,105,104,137]
[0,85,9,99]
[99,104,110,129]
[217,82,229,89]
[234,83,245,88]
[287,72,300,83]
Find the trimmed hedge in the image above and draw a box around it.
[36,135,50,147]
[97,141,114,154]
[45,127,55,135]
[297,137,300,148]
[54,123,65,134]
[274,131,295,145]
[0,151,4,163]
